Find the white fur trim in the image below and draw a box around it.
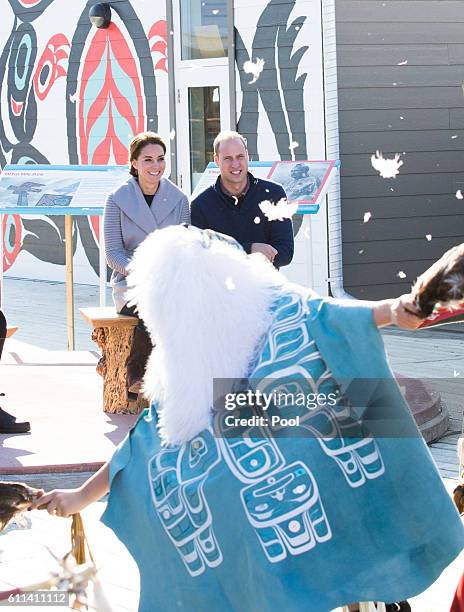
[126,226,284,446]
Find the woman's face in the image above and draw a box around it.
[132,143,166,188]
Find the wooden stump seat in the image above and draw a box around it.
[80,307,149,414]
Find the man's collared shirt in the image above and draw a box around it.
[218,176,250,207]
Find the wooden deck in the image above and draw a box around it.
[382,327,464,479]
[0,278,463,611]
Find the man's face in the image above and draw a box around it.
[214,138,249,186]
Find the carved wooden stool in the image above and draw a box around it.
[80,307,149,414]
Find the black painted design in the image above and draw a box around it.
[11,142,49,164]
[236,0,308,161]
[76,216,111,279]
[292,214,303,236]
[236,1,307,237]
[235,29,259,160]
[0,145,6,168]
[21,215,76,265]
[7,0,54,22]
[278,15,308,157]
[8,23,37,142]
[0,17,45,165]
[0,24,17,157]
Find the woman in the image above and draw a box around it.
[104,132,190,398]
[30,227,464,612]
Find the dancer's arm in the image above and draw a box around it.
[29,462,110,518]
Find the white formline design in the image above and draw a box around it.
[148,430,223,576]
[251,292,385,488]
[147,291,385,575]
[218,429,332,563]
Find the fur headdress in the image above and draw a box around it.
[411,243,464,317]
[126,226,284,446]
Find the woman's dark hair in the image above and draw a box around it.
[129,132,166,176]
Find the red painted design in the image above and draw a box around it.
[10,96,24,117]
[78,23,144,165]
[33,34,70,101]
[2,215,22,272]
[148,20,168,73]
[18,0,43,5]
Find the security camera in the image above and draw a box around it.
[89,3,112,29]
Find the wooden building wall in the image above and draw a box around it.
[335,0,464,299]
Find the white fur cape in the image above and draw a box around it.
[126,226,285,446]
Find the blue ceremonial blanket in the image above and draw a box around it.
[101,290,464,612]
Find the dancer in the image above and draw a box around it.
[33,227,464,612]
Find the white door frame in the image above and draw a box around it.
[172,1,231,195]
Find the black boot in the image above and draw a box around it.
[385,602,411,612]
[0,395,30,434]
[126,325,153,400]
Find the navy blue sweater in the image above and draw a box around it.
[190,173,294,268]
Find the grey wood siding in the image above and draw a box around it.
[335,0,464,299]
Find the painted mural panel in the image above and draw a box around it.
[234,0,328,291]
[0,0,328,292]
[0,0,169,283]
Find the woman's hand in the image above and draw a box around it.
[29,488,90,518]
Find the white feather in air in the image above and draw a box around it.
[259,198,298,221]
[370,151,403,179]
[243,58,265,84]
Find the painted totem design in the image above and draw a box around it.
[0,0,166,279]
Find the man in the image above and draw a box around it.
[191,130,294,268]
[0,309,30,434]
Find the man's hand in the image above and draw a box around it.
[251,242,278,263]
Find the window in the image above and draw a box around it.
[180,0,228,60]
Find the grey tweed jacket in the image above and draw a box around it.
[104,176,190,311]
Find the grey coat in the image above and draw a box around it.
[104,176,190,311]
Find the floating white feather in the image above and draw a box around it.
[259,198,298,221]
[370,150,403,179]
[243,58,265,84]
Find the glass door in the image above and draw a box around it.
[173,0,231,194]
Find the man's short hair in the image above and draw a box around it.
[213,131,248,156]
